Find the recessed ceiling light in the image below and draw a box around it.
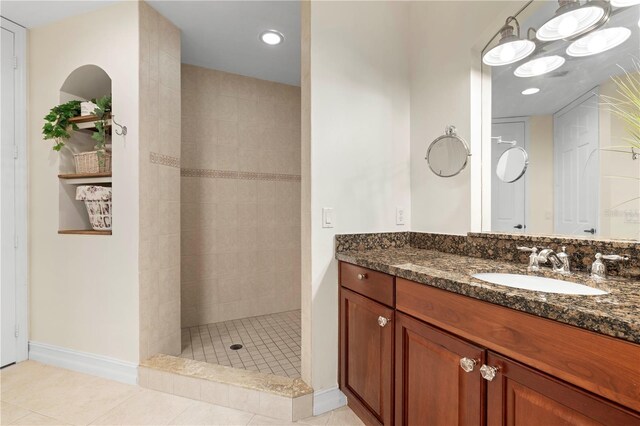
[483,17,536,66]
[260,30,284,46]
[611,0,640,6]
[522,88,540,95]
[537,2,608,41]
[566,27,631,57]
[514,55,565,77]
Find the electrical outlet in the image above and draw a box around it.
[396,207,405,225]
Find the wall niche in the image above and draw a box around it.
[57,64,113,235]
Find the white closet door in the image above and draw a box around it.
[554,91,599,236]
[1,23,17,367]
[491,120,527,233]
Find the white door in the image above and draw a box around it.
[491,120,527,233]
[1,21,17,367]
[554,91,599,236]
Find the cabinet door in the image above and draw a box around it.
[340,287,394,426]
[395,312,485,426]
[485,352,640,426]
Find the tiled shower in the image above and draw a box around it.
[179,64,302,377]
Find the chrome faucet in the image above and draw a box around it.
[518,246,570,274]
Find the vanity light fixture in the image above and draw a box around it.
[536,0,610,41]
[611,0,640,6]
[260,30,284,46]
[566,27,631,57]
[514,55,565,77]
[522,87,540,95]
[482,16,536,66]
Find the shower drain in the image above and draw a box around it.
[229,344,243,350]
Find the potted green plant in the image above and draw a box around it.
[42,95,112,173]
[42,100,82,151]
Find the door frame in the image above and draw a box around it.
[1,16,28,364]
[491,116,530,232]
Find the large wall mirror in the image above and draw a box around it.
[482,0,640,241]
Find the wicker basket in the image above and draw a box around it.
[74,151,112,174]
[76,186,112,231]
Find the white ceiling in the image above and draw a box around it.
[1,1,116,29]
[148,1,300,86]
[490,3,640,118]
[1,0,301,86]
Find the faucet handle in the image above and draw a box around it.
[591,253,630,280]
[601,254,629,262]
[517,247,539,271]
[517,246,537,253]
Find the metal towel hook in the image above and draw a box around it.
[111,115,127,136]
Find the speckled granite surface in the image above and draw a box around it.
[465,232,640,279]
[141,354,313,398]
[335,233,640,344]
[338,231,640,278]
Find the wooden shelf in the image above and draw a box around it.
[69,114,112,133]
[58,229,112,236]
[58,172,112,185]
[68,114,110,124]
[58,172,111,179]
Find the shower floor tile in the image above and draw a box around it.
[180,310,301,378]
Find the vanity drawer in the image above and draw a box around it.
[396,278,640,413]
[340,262,394,307]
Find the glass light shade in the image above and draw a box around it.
[537,6,605,41]
[566,27,631,57]
[483,39,536,66]
[522,87,540,95]
[514,56,565,77]
[611,0,640,6]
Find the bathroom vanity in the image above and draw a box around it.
[336,233,640,426]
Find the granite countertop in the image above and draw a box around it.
[336,247,640,344]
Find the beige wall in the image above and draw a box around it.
[180,64,301,328]
[138,2,182,360]
[308,0,411,394]
[28,2,140,363]
[599,77,640,240]
[528,115,554,234]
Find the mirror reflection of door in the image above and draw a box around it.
[553,90,599,236]
[491,119,527,233]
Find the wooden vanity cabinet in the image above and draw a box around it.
[485,352,640,426]
[395,312,485,426]
[339,262,640,426]
[339,263,395,426]
[340,287,394,426]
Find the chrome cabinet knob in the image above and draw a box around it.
[357,273,368,280]
[377,316,390,327]
[480,364,499,381]
[459,357,477,373]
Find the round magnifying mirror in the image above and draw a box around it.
[496,146,529,183]
[426,126,470,178]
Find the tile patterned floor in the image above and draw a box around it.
[180,310,302,378]
[0,361,364,425]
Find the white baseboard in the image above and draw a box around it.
[313,386,347,416]
[28,341,138,385]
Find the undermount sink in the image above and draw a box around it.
[472,273,608,296]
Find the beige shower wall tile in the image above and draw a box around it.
[180,65,300,324]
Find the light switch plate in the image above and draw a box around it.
[396,207,405,225]
[322,207,334,228]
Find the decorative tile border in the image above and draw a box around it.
[150,152,180,168]
[181,168,301,182]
